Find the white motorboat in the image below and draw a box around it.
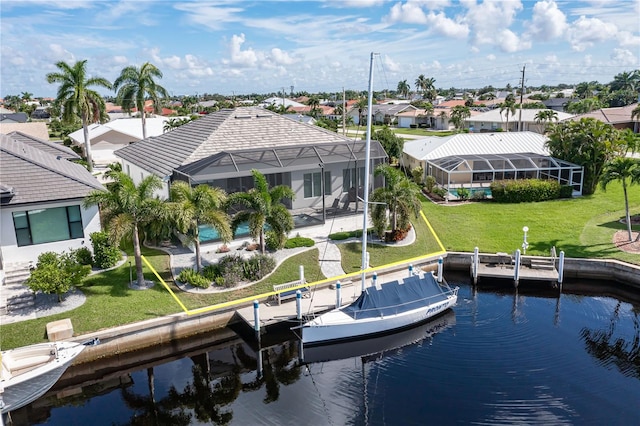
[299,52,458,346]
[0,341,85,414]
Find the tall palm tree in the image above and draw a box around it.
[20,91,33,102]
[499,96,517,131]
[450,105,471,132]
[534,109,559,132]
[46,60,112,172]
[370,164,422,240]
[610,70,640,93]
[631,104,640,134]
[170,181,232,272]
[114,62,170,140]
[415,75,436,99]
[83,171,166,286]
[307,96,321,118]
[356,97,368,126]
[397,80,410,99]
[226,169,295,253]
[600,156,640,241]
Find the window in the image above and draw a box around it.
[303,172,331,198]
[342,167,365,192]
[12,206,84,247]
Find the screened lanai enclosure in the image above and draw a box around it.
[427,152,583,199]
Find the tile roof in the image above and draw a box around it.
[116,107,364,178]
[0,134,104,206]
[0,122,50,140]
[566,103,638,124]
[6,131,80,160]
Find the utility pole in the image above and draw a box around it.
[518,65,525,132]
[281,87,286,109]
[342,87,346,136]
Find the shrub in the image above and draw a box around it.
[490,179,561,203]
[329,231,351,240]
[243,253,276,281]
[471,190,487,201]
[74,247,93,266]
[425,176,436,193]
[456,187,470,200]
[284,236,315,248]
[202,264,221,280]
[265,230,286,251]
[559,185,573,199]
[432,186,448,198]
[90,232,121,269]
[26,251,90,302]
[217,254,245,287]
[411,166,424,185]
[177,268,210,289]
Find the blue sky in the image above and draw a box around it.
[1,0,639,98]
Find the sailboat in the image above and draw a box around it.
[298,53,458,346]
[0,341,86,415]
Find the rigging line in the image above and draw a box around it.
[304,364,335,426]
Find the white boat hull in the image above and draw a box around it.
[1,342,85,414]
[302,290,457,345]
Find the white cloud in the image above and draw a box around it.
[270,48,296,66]
[463,0,527,51]
[616,30,640,47]
[113,55,128,65]
[339,0,387,7]
[383,54,401,72]
[224,33,259,67]
[387,2,428,24]
[499,29,531,53]
[526,0,567,41]
[610,48,638,66]
[425,11,469,38]
[48,43,75,63]
[566,16,618,51]
[487,54,496,61]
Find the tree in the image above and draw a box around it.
[534,109,558,132]
[26,251,90,302]
[450,105,471,131]
[370,164,422,240]
[356,97,368,126]
[20,91,33,102]
[114,62,170,140]
[609,70,640,93]
[499,95,517,131]
[371,126,404,162]
[306,96,321,118]
[415,75,436,101]
[546,118,621,195]
[397,80,410,99]
[631,104,640,134]
[170,181,232,272]
[599,130,640,242]
[46,60,112,172]
[566,97,603,114]
[226,169,295,253]
[83,171,166,286]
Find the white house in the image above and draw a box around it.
[0,133,104,268]
[465,109,574,133]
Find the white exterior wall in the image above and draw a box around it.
[397,117,414,128]
[121,159,170,199]
[289,163,347,210]
[0,201,101,266]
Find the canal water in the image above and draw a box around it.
[10,276,640,425]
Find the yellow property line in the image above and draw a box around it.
[142,211,447,316]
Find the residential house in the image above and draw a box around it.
[114,107,388,216]
[30,107,51,120]
[465,109,574,133]
[542,98,569,112]
[68,117,177,166]
[4,131,80,161]
[0,122,50,140]
[0,133,104,268]
[402,131,583,198]
[348,103,414,126]
[258,97,305,109]
[0,112,28,124]
[565,103,639,133]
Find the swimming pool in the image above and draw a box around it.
[448,187,492,198]
[198,214,322,243]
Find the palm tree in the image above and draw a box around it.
[226,169,295,253]
[370,164,422,240]
[20,91,33,102]
[307,96,321,118]
[170,181,232,272]
[415,75,436,100]
[113,62,170,140]
[566,97,603,114]
[356,97,368,126]
[631,104,640,134]
[610,70,640,93]
[534,109,559,132]
[83,171,166,286]
[46,60,112,172]
[450,105,471,132]
[397,80,410,99]
[499,96,517,131]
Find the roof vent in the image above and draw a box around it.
[0,184,15,200]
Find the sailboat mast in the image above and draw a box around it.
[361,52,376,291]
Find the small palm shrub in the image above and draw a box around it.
[456,187,470,200]
[424,175,436,193]
[177,268,210,288]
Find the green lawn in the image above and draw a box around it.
[1,181,638,349]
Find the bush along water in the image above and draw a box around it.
[178,253,276,289]
[490,179,563,203]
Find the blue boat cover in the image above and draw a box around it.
[342,274,450,319]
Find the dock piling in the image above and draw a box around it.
[472,247,479,285]
[558,251,565,291]
[336,281,342,308]
[296,290,302,320]
[408,264,413,277]
[437,257,443,283]
[513,250,521,287]
[253,300,260,334]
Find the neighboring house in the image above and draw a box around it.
[258,97,305,109]
[5,131,80,161]
[286,114,317,125]
[0,133,104,268]
[0,122,50,140]
[30,107,51,119]
[542,98,569,112]
[114,107,388,214]
[465,109,574,133]
[402,131,583,198]
[0,112,28,124]
[68,117,176,166]
[348,103,414,126]
[565,103,639,132]
[397,108,436,129]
